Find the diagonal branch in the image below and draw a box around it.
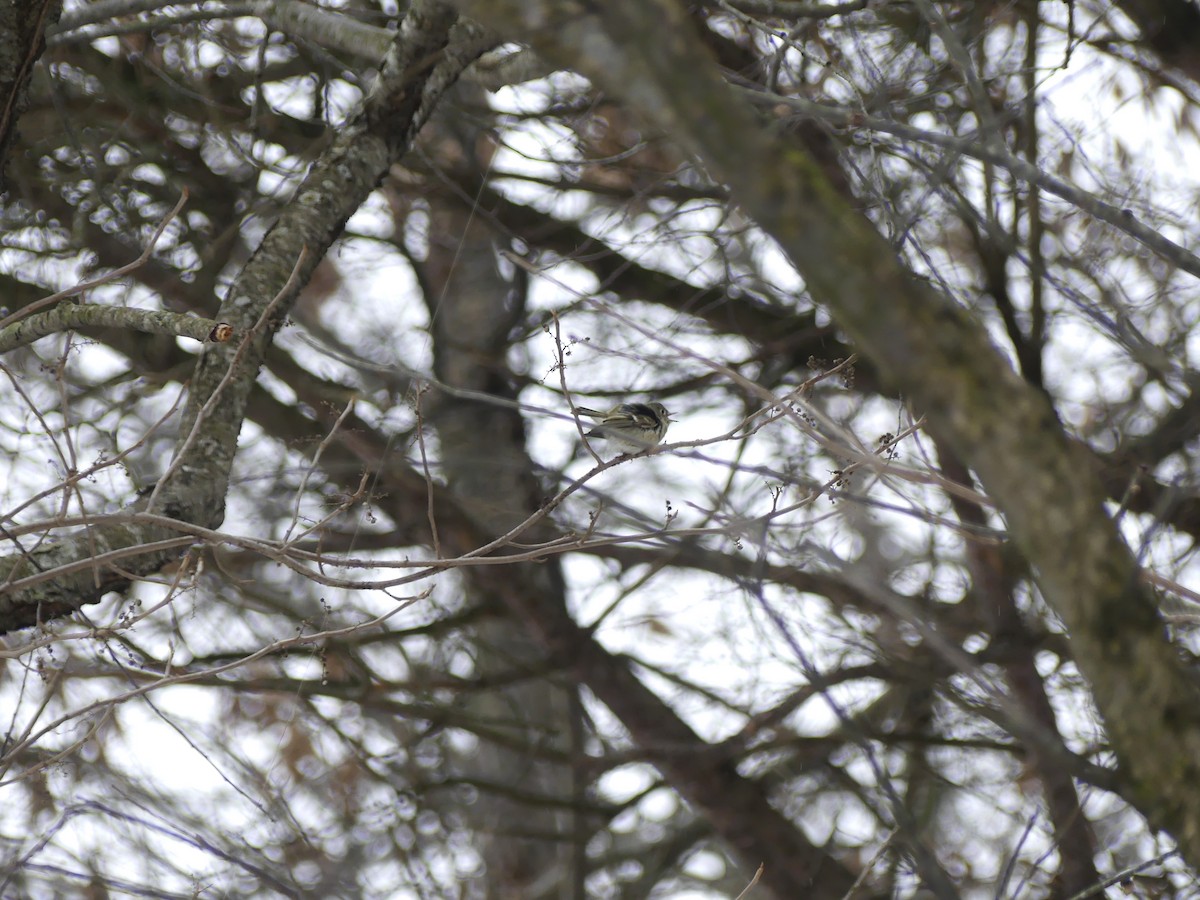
[0,1,491,633]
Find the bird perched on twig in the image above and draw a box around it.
[576,401,673,453]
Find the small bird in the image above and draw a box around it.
[577,401,673,452]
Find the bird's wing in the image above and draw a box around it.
[620,403,658,425]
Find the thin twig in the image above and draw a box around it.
[733,864,763,900]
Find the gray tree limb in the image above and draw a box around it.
[0,305,231,353]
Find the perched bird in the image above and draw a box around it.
[577,401,673,452]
